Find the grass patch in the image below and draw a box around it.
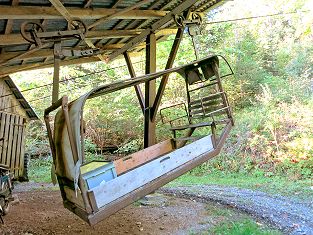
[167,172,313,201]
[209,219,281,235]
[28,156,53,183]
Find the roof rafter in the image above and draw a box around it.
[88,0,152,29]
[0,6,168,20]
[108,0,198,60]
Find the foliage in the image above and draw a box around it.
[28,156,53,182]
[168,171,313,201]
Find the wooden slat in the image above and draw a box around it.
[0,112,4,163]
[2,113,10,166]
[14,115,23,178]
[190,105,226,116]
[189,92,224,106]
[114,139,174,175]
[189,99,221,110]
[6,114,14,169]
[18,118,26,177]
[11,115,19,176]
[0,83,3,109]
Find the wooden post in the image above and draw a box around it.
[144,33,156,148]
[52,40,61,104]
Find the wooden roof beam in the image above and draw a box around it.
[0,6,168,20]
[0,43,147,62]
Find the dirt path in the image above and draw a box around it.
[2,184,261,235]
[161,185,313,235]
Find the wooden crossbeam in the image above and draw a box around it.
[0,6,168,20]
[0,51,143,77]
[0,43,147,64]
[0,29,177,46]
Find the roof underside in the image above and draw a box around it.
[0,0,223,77]
[3,75,38,119]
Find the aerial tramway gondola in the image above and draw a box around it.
[44,55,234,225]
[16,2,234,225]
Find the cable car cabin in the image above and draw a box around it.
[44,55,234,225]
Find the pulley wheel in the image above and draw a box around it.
[20,21,44,44]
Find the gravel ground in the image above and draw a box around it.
[160,185,313,235]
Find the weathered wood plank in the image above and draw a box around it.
[2,113,10,166]
[92,135,213,208]
[0,112,4,163]
[6,114,14,168]
[14,116,23,177]
[11,115,19,176]
[114,139,174,175]
[18,118,26,177]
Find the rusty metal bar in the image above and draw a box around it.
[151,25,186,121]
[52,40,61,104]
[123,52,145,113]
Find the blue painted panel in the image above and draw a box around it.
[81,161,117,190]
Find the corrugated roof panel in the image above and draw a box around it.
[88,0,115,8]
[6,60,22,66]
[95,19,120,31]
[45,19,68,31]
[62,39,80,47]
[62,0,85,7]
[0,0,10,5]
[5,44,29,52]
[117,0,148,9]
[19,0,50,6]
[24,57,45,64]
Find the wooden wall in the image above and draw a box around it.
[0,79,28,179]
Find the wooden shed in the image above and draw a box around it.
[0,75,38,180]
